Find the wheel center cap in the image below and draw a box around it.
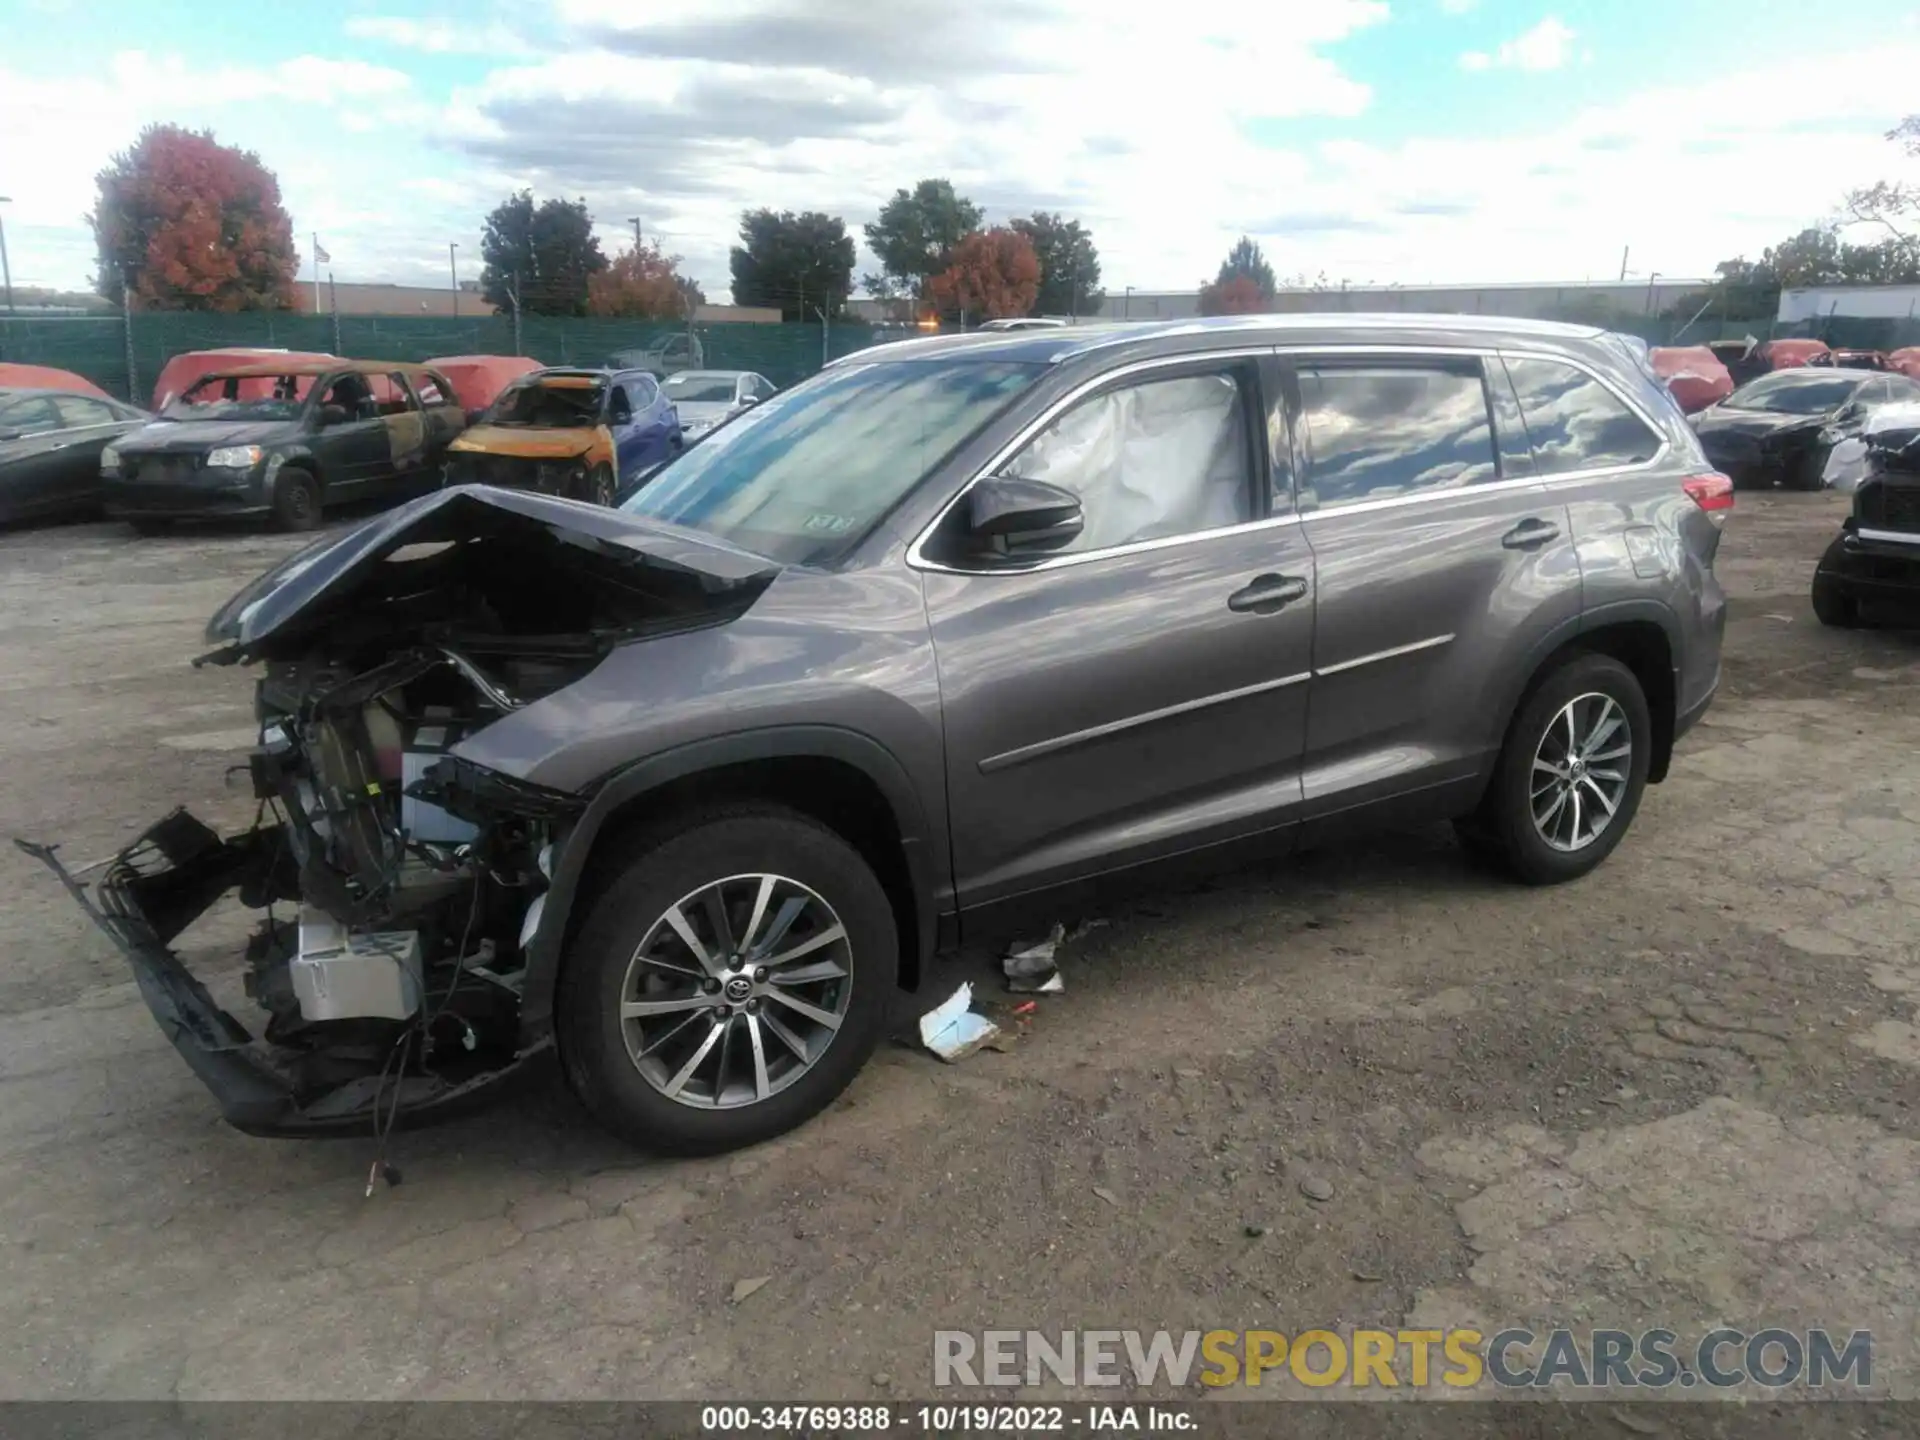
[723,976,754,1002]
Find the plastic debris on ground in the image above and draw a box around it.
[918,981,1001,1062]
[1001,922,1067,994]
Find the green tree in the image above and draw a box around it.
[479,191,608,317]
[1213,236,1277,298]
[861,179,983,298]
[730,209,856,320]
[89,124,298,310]
[1010,212,1105,317]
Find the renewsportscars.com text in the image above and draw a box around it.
[933,1327,1874,1391]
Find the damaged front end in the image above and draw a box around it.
[21,485,777,1137]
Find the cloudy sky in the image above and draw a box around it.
[3,0,1917,302]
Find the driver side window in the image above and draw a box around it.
[1004,370,1254,554]
[609,386,634,423]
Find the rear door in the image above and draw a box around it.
[1500,349,1720,725]
[923,350,1318,922]
[1285,349,1581,823]
[410,370,466,457]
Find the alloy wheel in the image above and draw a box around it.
[618,873,853,1110]
[1530,691,1633,852]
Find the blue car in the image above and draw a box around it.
[443,366,683,505]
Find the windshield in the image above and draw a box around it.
[486,379,605,428]
[664,375,739,404]
[1725,373,1861,415]
[622,358,1043,565]
[164,375,309,421]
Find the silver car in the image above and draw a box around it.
[662,369,776,443]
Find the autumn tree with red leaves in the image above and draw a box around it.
[928,227,1041,321]
[586,241,701,319]
[1198,274,1273,315]
[90,124,299,311]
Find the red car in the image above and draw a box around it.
[1649,346,1733,413]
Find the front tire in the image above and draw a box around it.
[1812,570,1860,628]
[1459,653,1652,885]
[269,467,322,532]
[557,806,897,1155]
[586,463,616,508]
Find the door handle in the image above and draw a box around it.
[1227,573,1310,614]
[1501,517,1561,550]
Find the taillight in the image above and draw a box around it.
[1683,472,1735,519]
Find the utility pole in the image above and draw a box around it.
[627,216,642,250]
[449,242,459,317]
[508,272,523,356]
[815,304,829,367]
[119,264,137,403]
[1618,246,1630,282]
[1123,285,1133,320]
[329,272,342,353]
[0,196,13,315]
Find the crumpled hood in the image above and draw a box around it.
[120,418,293,453]
[204,484,780,655]
[449,424,598,460]
[1691,408,1824,442]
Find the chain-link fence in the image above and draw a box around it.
[0,312,890,407]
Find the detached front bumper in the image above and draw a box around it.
[16,810,548,1139]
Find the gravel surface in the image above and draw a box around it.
[1,494,1915,1419]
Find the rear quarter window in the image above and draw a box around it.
[1296,362,1498,509]
[1503,357,1663,475]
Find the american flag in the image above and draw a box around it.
[314,239,331,264]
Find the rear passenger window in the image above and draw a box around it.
[1296,364,1497,509]
[1503,358,1662,475]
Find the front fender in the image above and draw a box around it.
[517,725,938,1046]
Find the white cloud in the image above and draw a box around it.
[342,15,525,55]
[1460,16,1578,73]
[3,5,1918,308]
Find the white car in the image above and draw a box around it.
[661,370,776,442]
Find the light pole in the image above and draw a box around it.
[449,242,459,317]
[1644,271,1662,317]
[1123,284,1133,320]
[627,216,642,251]
[0,197,14,315]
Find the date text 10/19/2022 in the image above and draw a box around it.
[701,1406,1194,1432]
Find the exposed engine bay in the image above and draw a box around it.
[20,488,779,1137]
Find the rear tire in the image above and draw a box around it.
[270,467,322,532]
[557,805,897,1155]
[1460,653,1652,886]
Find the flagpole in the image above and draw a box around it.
[312,233,320,315]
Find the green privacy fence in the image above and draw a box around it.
[0,312,890,406]
[8,308,1919,410]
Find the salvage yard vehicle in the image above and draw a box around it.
[0,386,150,524]
[104,360,467,533]
[1811,403,1920,627]
[148,348,337,412]
[424,354,543,419]
[1649,345,1733,414]
[1691,367,1920,490]
[442,367,682,504]
[24,314,1731,1157]
[662,369,775,443]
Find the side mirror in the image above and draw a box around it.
[738,395,759,409]
[966,475,1084,559]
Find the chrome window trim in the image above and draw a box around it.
[1856,527,1920,547]
[907,346,1282,575]
[979,669,1312,774]
[906,341,1671,575]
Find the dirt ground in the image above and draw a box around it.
[1,495,1917,1417]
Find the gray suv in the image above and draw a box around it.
[26,315,1730,1157]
